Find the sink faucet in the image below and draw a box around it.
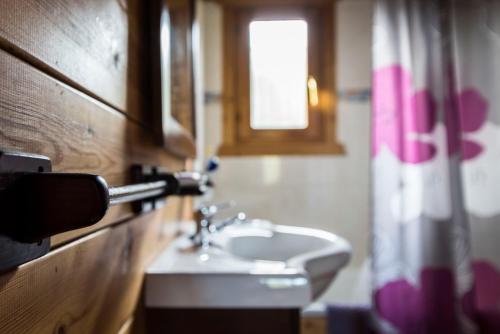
[191,201,247,248]
[210,212,247,232]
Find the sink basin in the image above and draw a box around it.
[145,219,351,308]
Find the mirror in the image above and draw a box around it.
[149,0,197,159]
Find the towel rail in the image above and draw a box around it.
[0,149,211,271]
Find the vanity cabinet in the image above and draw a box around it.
[146,308,300,334]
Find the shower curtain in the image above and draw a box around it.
[372,1,500,333]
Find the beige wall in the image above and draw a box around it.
[200,0,373,304]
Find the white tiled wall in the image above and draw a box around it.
[200,0,373,304]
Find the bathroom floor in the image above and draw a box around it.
[301,315,327,334]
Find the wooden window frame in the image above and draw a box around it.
[218,0,344,156]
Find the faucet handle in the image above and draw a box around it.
[198,201,236,218]
[211,212,247,232]
[192,201,237,242]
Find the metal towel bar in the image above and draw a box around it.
[0,149,211,271]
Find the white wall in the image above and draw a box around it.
[200,0,373,304]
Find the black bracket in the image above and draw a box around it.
[0,150,51,272]
[130,164,175,213]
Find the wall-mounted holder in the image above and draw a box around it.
[0,149,211,272]
[0,151,51,273]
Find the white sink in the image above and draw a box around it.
[145,219,351,309]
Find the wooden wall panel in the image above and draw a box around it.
[0,0,148,120]
[0,48,185,245]
[0,2,199,333]
[0,204,179,334]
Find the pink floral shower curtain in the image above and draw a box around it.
[372,1,500,333]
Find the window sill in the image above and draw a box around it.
[218,142,345,156]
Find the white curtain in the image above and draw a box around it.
[372,1,500,333]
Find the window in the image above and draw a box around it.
[249,20,309,130]
[219,1,344,156]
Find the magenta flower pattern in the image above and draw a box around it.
[373,65,488,163]
[373,65,437,164]
[375,262,500,334]
[471,261,500,332]
[374,268,462,334]
[446,89,488,160]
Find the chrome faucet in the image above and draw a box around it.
[210,212,247,232]
[191,201,247,248]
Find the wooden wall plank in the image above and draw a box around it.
[0,48,186,245]
[0,0,148,120]
[0,204,179,334]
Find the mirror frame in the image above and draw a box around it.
[149,0,197,159]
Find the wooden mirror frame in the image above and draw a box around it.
[149,0,197,159]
